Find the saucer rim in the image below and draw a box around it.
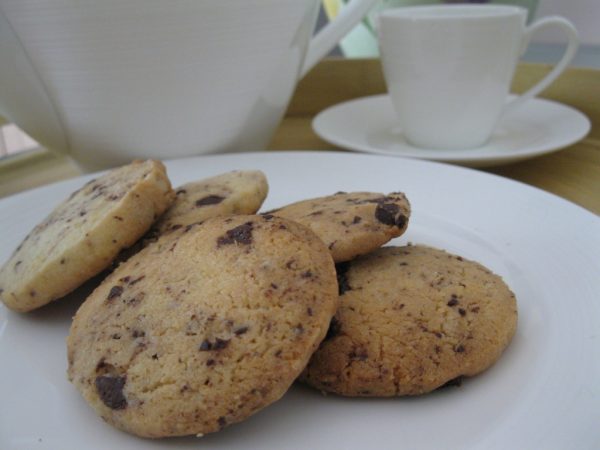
[312,94,591,167]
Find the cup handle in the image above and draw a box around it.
[300,0,379,77]
[503,16,579,115]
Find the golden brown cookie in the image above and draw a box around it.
[301,245,518,396]
[266,191,410,262]
[67,214,338,438]
[115,170,268,261]
[0,160,174,312]
[153,170,268,235]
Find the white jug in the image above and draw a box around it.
[0,0,377,170]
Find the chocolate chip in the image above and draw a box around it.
[199,338,230,351]
[152,354,158,360]
[107,286,123,301]
[206,359,216,366]
[218,417,227,429]
[374,203,400,226]
[131,329,145,338]
[454,344,465,353]
[213,338,230,350]
[352,216,362,224]
[234,326,249,336]
[217,222,254,246]
[113,216,124,221]
[447,298,459,307]
[262,214,274,220]
[301,270,313,278]
[176,189,187,195]
[195,195,225,207]
[458,308,466,317]
[95,376,127,410]
[307,307,313,316]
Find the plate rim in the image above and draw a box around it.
[1,151,599,449]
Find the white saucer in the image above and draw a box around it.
[313,94,591,167]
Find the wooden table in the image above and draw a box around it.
[1,59,599,214]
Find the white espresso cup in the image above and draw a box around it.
[378,5,579,150]
[0,0,377,170]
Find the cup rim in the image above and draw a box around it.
[379,4,527,21]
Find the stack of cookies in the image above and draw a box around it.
[0,160,517,439]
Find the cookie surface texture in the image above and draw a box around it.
[67,215,338,438]
[0,160,174,312]
[301,245,518,396]
[267,192,410,262]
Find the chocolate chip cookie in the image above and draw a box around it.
[265,191,411,262]
[67,214,338,437]
[116,170,268,261]
[0,160,174,312]
[153,170,268,235]
[301,245,518,396]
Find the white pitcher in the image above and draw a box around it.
[0,0,377,170]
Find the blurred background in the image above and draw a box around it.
[320,0,600,67]
[2,0,599,158]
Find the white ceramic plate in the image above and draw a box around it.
[1,152,599,449]
[313,95,591,167]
